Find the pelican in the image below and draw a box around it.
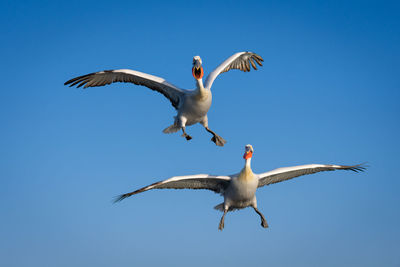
[114,145,366,230]
[64,52,264,146]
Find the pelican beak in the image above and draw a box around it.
[193,60,201,69]
[243,151,253,159]
[192,60,204,80]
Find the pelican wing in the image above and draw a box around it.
[114,174,231,202]
[257,164,366,188]
[64,69,184,109]
[204,52,264,89]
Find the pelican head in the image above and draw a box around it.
[192,56,204,80]
[243,144,254,160]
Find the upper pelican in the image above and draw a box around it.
[114,144,366,230]
[64,52,264,146]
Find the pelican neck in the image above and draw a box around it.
[244,157,252,169]
[196,78,205,89]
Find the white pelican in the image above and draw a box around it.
[64,52,264,146]
[114,145,366,230]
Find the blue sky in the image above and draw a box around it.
[1,0,399,266]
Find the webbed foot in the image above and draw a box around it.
[211,135,227,147]
[261,219,269,228]
[218,210,227,231]
[181,127,192,141]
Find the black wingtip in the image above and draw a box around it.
[113,194,129,204]
[64,78,77,87]
[64,80,72,86]
[348,163,368,173]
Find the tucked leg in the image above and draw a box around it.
[253,207,268,228]
[218,209,228,231]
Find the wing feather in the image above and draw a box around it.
[65,69,184,109]
[257,164,366,188]
[250,58,257,69]
[204,52,264,89]
[114,174,231,202]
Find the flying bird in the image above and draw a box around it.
[114,145,366,230]
[64,52,264,146]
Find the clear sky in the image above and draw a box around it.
[1,0,399,266]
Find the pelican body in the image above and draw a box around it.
[64,52,264,146]
[115,145,366,230]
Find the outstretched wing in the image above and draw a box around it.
[257,164,366,188]
[64,69,184,109]
[204,52,264,90]
[114,174,231,202]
